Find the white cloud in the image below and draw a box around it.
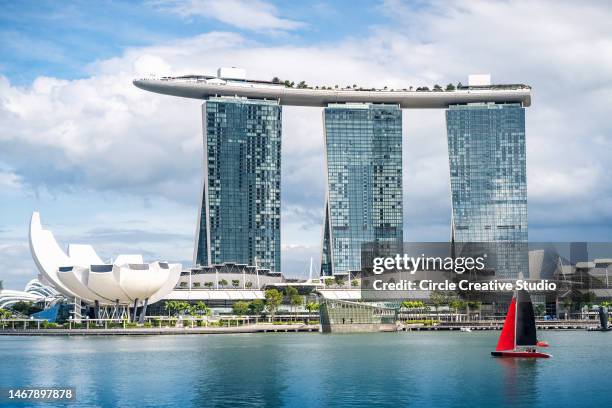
[0,170,22,191]
[150,0,305,32]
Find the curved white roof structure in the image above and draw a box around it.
[0,279,59,309]
[28,212,181,306]
[133,75,532,108]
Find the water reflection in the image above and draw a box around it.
[495,357,540,406]
[0,331,608,408]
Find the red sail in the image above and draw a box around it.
[496,297,516,351]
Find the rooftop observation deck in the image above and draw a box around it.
[133,75,532,108]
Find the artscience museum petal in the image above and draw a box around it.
[28,212,181,308]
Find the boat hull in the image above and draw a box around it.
[491,351,551,358]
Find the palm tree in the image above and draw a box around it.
[219,279,228,289]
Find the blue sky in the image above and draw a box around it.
[1,0,612,289]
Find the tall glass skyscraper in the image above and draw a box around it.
[446,102,528,279]
[195,97,281,271]
[321,103,403,276]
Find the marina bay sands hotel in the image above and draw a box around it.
[134,68,531,279]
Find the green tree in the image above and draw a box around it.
[164,300,190,316]
[582,291,596,310]
[433,84,443,91]
[0,280,3,290]
[10,301,42,316]
[401,300,425,310]
[272,76,280,84]
[351,279,359,287]
[467,301,482,320]
[290,294,303,322]
[305,302,319,318]
[429,291,445,319]
[249,299,265,315]
[297,80,307,89]
[204,282,214,289]
[285,287,298,320]
[164,300,177,316]
[232,301,249,315]
[285,286,298,297]
[334,276,345,287]
[0,308,11,319]
[245,281,253,289]
[265,289,283,321]
[534,303,545,317]
[219,279,228,289]
[231,279,240,288]
[449,299,466,320]
[193,301,211,316]
[445,83,456,91]
[324,278,334,287]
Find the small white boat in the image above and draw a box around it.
[460,327,472,332]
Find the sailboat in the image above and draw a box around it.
[491,289,551,358]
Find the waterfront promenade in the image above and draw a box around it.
[0,322,319,336]
[1,318,602,335]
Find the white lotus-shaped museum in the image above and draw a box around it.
[29,212,181,307]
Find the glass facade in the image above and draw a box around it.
[446,103,528,279]
[195,97,281,271]
[321,103,403,276]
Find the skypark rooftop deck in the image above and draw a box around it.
[133,75,532,108]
